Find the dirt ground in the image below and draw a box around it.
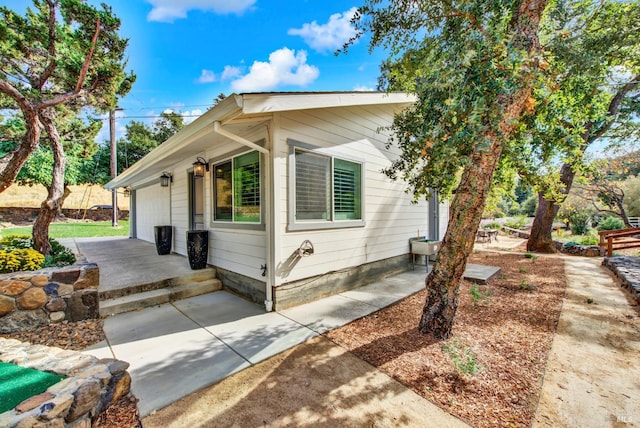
[4,235,639,427]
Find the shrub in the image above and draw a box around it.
[578,235,599,246]
[596,216,624,232]
[442,339,482,375]
[520,194,538,217]
[483,221,502,230]
[0,235,75,272]
[46,238,76,267]
[566,211,592,235]
[0,248,45,273]
[504,215,527,230]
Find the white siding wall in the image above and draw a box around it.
[164,128,269,282]
[135,184,171,244]
[273,105,430,285]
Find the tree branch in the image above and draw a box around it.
[75,17,101,93]
[588,73,640,143]
[37,0,60,89]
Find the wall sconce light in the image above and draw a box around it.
[123,187,131,198]
[297,240,314,257]
[160,172,173,187]
[193,157,209,178]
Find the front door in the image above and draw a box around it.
[189,172,205,230]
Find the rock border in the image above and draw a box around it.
[0,263,99,333]
[602,256,640,304]
[0,338,131,428]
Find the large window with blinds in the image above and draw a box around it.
[290,145,363,230]
[213,151,261,223]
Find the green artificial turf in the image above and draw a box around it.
[0,362,66,413]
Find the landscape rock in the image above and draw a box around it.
[0,280,31,296]
[51,270,81,284]
[65,380,100,422]
[16,392,56,413]
[16,287,48,310]
[49,311,66,323]
[0,294,16,316]
[0,310,48,333]
[31,275,49,287]
[45,297,66,312]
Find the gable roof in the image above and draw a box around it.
[105,91,415,189]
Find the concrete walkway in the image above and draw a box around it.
[69,237,497,419]
[533,257,640,427]
[84,271,431,417]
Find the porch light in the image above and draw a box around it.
[123,187,131,198]
[160,172,173,187]
[193,157,209,178]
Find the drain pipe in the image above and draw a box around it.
[213,121,274,312]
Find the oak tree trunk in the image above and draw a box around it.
[527,162,575,252]
[418,0,548,339]
[32,111,66,255]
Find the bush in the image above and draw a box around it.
[596,216,624,231]
[504,215,527,230]
[0,234,75,272]
[0,248,45,273]
[578,235,599,246]
[566,211,592,235]
[483,221,502,230]
[520,194,538,217]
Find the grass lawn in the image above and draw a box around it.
[0,220,130,239]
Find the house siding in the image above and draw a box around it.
[273,105,431,287]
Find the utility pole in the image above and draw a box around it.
[109,108,120,227]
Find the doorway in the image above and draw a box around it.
[189,172,205,230]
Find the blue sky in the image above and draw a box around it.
[6,0,388,143]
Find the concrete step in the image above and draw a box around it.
[98,267,217,300]
[99,278,222,317]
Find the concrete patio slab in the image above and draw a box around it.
[173,293,318,364]
[464,263,501,284]
[101,304,251,416]
[279,294,381,334]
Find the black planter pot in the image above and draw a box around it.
[154,225,173,255]
[186,230,209,270]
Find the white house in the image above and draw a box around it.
[106,92,448,311]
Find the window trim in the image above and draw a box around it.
[210,147,265,231]
[288,139,365,231]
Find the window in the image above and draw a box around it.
[213,151,261,223]
[291,145,363,229]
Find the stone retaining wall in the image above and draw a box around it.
[0,264,99,333]
[602,256,640,304]
[0,207,129,224]
[0,338,131,428]
[501,227,601,256]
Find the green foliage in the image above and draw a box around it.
[504,216,527,230]
[0,235,75,272]
[524,253,538,262]
[483,222,502,230]
[519,279,536,291]
[442,339,482,376]
[521,195,538,217]
[1,220,129,239]
[621,175,640,217]
[565,211,592,235]
[469,283,491,306]
[597,216,624,231]
[577,235,599,245]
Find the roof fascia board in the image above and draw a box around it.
[105,95,243,189]
[240,92,416,114]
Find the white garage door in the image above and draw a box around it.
[135,185,171,244]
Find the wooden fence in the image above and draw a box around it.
[598,227,640,257]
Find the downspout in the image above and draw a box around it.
[213,121,274,312]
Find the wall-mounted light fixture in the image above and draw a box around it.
[193,157,209,178]
[160,172,173,187]
[123,187,131,198]
[298,240,314,257]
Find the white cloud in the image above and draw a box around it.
[353,85,374,92]
[146,0,256,22]
[197,69,217,84]
[288,7,358,53]
[230,48,319,92]
[221,65,242,81]
[182,109,203,124]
